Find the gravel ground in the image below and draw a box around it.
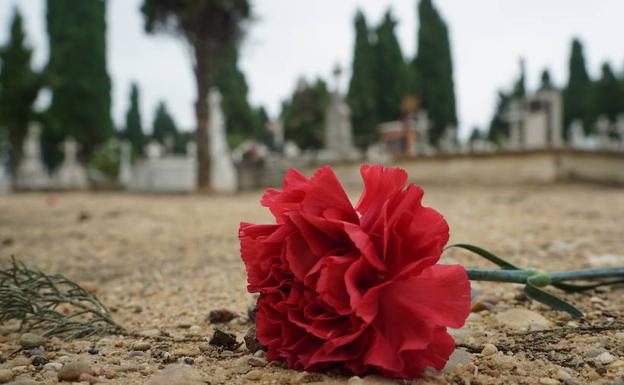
[0,182,623,385]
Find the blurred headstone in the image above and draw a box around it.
[208,88,238,193]
[439,125,458,154]
[267,119,284,150]
[616,114,624,151]
[321,80,360,161]
[505,99,524,150]
[568,119,585,149]
[415,110,432,156]
[16,123,49,190]
[56,137,87,189]
[596,115,611,150]
[0,163,8,193]
[146,140,163,159]
[118,141,132,188]
[283,141,301,159]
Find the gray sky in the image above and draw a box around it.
[1,0,623,139]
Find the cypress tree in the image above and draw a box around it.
[563,38,592,137]
[152,101,178,148]
[593,63,624,123]
[413,0,457,145]
[0,8,41,182]
[122,83,146,154]
[45,0,112,167]
[373,9,408,122]
[347,10,378,148]
[281,78,329,150]
[214,43,255,147]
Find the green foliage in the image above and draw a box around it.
[152,101,182,152]
[281,79,330,150]
[45,0,112,169]
[0,8,41,178]
[347,10,378,148]
[487,60,525,145]
[88,139,120,179]
[593,62,624,123]
[0,256,123,338]
[563,38,593,137]
[373,10,408,123]
[214,43,257,147]
[122,83,146,155]
[413,0,457,145]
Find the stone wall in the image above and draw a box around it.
[307,150,624,187]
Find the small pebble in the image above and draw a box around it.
[79,373,102,384]
[596,351,616,364]
[209,329,238,350]
[0,369,14,383]
[88,347,100,355]
[245,369,262,381]
[208,309,237,324]
[183,358,194,365]
[19,333,45,349]
[539,378,559,385]
[244,326,264,353]
[131,341,151,352]
[30,356,48,367]
[43,362,62,371]
[481,343,498,356]
[557,368,572,381]
[57,359,92,382]
[247,357,267,367]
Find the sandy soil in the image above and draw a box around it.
[0,182,623,384]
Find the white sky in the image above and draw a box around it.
[1,0,623,138]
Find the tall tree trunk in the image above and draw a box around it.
[194,44,212,191]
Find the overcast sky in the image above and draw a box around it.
[1,0,623,139]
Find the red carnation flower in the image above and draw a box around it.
[239,165,471,378]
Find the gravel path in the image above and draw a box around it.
[0,183,623,384]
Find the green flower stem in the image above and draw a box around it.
[466,267,624,284]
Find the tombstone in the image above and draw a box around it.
[596,115,611,150]
[146,140,163,159]
[208,88,238,193]
[319,65,360,161]
[568,119,586,149]
[55,138,88,189]
[267,119,284,150]
[16,123,49,190]
[439,125,458,154]
[283,140,301,159]
[616,114,624,151]
[0,162,8,193]
[505,99,524,150]
[414,110,432,156]
[118,141,133,188]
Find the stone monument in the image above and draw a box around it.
[16,123,49,190]
[596,115,611,150]
[568,119,586,149]
[208,88,238,193]
[616,114,624,151]
[56,137,88,189]
[118,141,133,188]
[414,110,432,156]
[320,65,360,161]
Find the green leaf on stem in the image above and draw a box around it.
[444,243,519,270]
[524,282,584,319]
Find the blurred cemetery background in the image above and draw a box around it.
[1,2,624,384]
[0,0,623,194]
